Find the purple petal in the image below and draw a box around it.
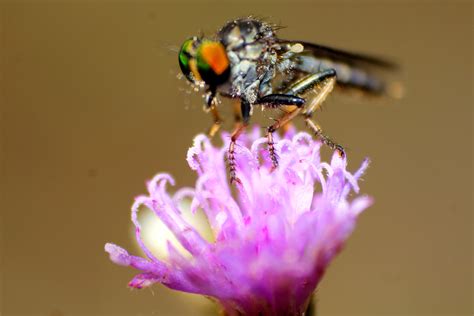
[105,127,373,315]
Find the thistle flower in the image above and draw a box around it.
[105,127,372,316]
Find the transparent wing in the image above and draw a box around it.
[277,39,398,70]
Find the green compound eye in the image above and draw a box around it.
[178,38,195,82]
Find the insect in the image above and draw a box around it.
[178,17,399,183]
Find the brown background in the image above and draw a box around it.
[1,1,472,315]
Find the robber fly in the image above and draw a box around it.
[178,17,399,183]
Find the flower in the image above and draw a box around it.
[105,127,372,316]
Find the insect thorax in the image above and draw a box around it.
[217,18,277,104]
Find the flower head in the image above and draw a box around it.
[105,127,372,316]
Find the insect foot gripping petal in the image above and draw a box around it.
[228,140,241,185]
[266,126,279,169]
[265,106,304,169]
[227,123,248,184]
[226,99,252,184]
[304,115,346,157]
[335,144,346,158]
[255,93,306,170]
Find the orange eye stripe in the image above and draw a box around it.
[201,42,229,75]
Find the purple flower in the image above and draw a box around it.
[105,127,372,316]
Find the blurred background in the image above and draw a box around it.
[1,1,472,315]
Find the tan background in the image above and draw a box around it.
[1,1,472,315]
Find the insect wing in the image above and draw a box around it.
[278,39,398,70]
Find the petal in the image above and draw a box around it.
[129,272,162,289]
[104,243,131,266]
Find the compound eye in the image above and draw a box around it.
[196,41,230,86]
[178,38,196,82]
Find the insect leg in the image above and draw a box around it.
[228,99,252,184]
[207,105,223,137]
[256,94,306,168]
[286,69,337,116]
[204,88,223,137]
[288,69,344,155]
[232,99,242,124]
[260,70,337,168]
[304,115,345,157]
[267,106,304,167]
[257,94,305,108]
[259,94,306,133]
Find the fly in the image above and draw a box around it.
[178,17,401,183]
